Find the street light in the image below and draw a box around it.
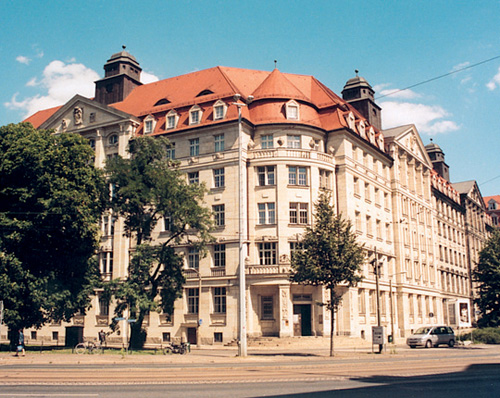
[371,248,383,354]
[232,94,253,357]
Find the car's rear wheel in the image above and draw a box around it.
[425,340,432,348]
[448,339,455,348]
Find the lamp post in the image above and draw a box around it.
[232,94,253,357]
[371,248,382,353]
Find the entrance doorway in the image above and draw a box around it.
[293,304,312,336]
[187,327,197,345]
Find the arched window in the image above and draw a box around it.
[213,100,227,121]
[166,110,179,130]
[189,105,203,125]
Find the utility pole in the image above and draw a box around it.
[372,248,383,353]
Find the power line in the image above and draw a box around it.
[375,54,500,100]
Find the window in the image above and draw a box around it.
[31,331,37,340]
[289,241,302,257]
[257,166,275,186]
[286,100,299,120]
[214,134,225,152]
[188,248,199,269]
[258,242,277,265]
[166,110,179,129]
[162,332,171,342]
[261,296,274,320]
[354,177,360,196]
[213,100,226,120]
[358,289,366,314]
[100,252,113,275]
[189,138,199,157]
[214,244,226,267]
[166,142,175,159]
[189,105,202,125]
[163,215,172,232]
[289,202,308,224]
[258,203,276,224]
[214,332,223,343]
[99,296,109,316]
[214,168,225,188]
[319,169,331,190]
[364,183,370,201]
[287,135,301,148]
[188,171,199,185]
[89,138,96,149]
[213,287,226,313]
[187,288,199,314]
[52,331,59,341]
[261,134,274,149]
[213,204,225,227]
[288,166,307,186]
[109,134,118,145]
[144,120,153,134]
[369,290,376,314]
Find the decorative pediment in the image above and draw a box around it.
[391,125,432,169]
[39,94,139,133]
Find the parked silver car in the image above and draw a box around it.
[406,326,455,348]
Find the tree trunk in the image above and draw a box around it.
[129,314,147,350]
[330,288,335,357]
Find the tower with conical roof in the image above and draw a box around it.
[95,47,142,105]
[425,139,450,181]
[341,71,382,130]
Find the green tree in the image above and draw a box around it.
[0,122,107,332]
[105,136,213,349]
[473,230,500,327]
[290,192,364,356]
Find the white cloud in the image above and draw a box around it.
[5,60,99,118]
[486,66,500,90]
[141,71,159,84]
[16,55,31,65]
[381,101,459,136]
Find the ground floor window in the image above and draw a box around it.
[214,332,223,343]
[261,296,274,320]
[162,332,171,342]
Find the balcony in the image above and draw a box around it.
[247,264,292,275]
[250,148,334,164]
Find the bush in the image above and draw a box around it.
[460,328,500,344]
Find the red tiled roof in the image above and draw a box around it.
[484,195,500,206]
[23,106,62,128]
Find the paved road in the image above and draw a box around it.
[0,345,499,397]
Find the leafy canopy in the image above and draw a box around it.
[104,136,213,348]
[0,122,107,330]
[473,230,500,327]
[290,192,364,303]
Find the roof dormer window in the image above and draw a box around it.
[213,100,227,121]
[357,121,366,138]
[166,110,179,130]
[345,112,355,130]
[196,89,214,97]
[144,115,156,134]
[154,98,171,106]
[286,100,300,120]
[189,105,202,125]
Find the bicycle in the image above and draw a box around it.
[74,340,102,354]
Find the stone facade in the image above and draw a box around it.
[22,50,491,347]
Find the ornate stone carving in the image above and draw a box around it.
[73,107,83,125]
[61,119,67,131]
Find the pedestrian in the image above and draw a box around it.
[15,329,25,357]
[98,329,106,347]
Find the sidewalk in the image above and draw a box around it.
[0,336,413,365]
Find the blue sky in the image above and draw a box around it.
[1,0,500,196]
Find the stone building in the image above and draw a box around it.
[484,195,500,229]
[23,50,487,346]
